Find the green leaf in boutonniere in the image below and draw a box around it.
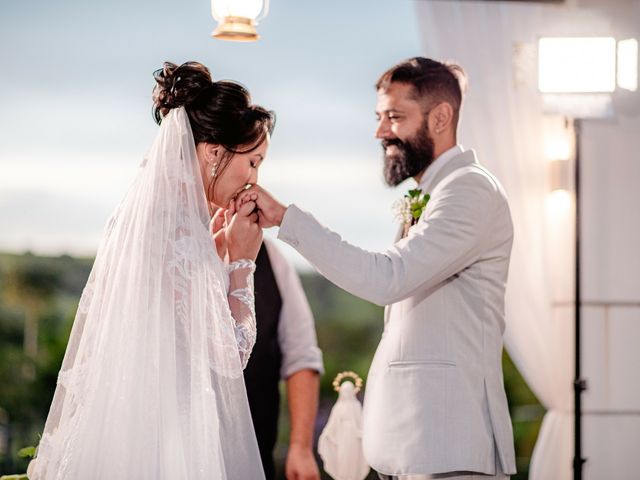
[405,189,430,221]
[392,188,431,237]
[407,188,422,199]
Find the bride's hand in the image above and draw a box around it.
[209,207,227,260]
[226,199,263,262]
[236,185,287,228]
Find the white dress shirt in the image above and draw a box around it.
[264,239,324,379]
[417,144,464,192]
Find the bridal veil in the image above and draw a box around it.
[29,107,265,479]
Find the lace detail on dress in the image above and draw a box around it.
[228,259,256,273]
[227,259,257,369]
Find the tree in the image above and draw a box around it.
[2,260,58,380]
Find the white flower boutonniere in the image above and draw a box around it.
[392,188,430,237]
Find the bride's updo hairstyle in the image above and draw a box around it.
[152,61,275,200]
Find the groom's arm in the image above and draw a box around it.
[276,171,509,306]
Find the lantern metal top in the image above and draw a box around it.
[212,16,259,42]
[211,0,269,42]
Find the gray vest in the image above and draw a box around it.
[244,243,283,480]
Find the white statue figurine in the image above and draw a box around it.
[318,379,370,480]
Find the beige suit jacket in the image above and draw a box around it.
[278,149,516,476]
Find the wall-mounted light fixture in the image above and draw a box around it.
[544,116,572,193]
[539,37,638,118]
[538,34,638,480]
[618,38,639,92]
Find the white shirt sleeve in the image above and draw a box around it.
[264,239,324,380]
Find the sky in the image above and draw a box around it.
[0,0,422,268]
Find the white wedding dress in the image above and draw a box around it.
[28,108,266,479]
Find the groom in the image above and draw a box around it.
[239,57,517,479]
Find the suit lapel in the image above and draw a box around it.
[393,223,404,242]
[391,151,477,243]
[385,153,476,326]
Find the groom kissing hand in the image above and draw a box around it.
[237,57,516,480]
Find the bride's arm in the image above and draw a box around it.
[222,199,262,368]
[227,259,257,369]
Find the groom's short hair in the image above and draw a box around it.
[376,57,467,128]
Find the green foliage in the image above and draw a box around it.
[16,447,35,460]
[300,273,383,396]
[502,351,545,479]
[0,253,91,475]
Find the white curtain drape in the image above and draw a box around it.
[413,2,612,478]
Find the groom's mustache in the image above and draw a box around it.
[381,138,405,149]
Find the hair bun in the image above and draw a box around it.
[152,61,214,124]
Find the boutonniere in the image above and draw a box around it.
[392,188,430,237]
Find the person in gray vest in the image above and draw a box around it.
[245,238,324,480]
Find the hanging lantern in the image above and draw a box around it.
[211,0,269,42]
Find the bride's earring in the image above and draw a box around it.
[211,163,218,178]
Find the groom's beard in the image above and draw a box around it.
[382,126,436,187]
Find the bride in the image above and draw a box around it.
[28,61,274,479]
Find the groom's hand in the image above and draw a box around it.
[235,185,287,229]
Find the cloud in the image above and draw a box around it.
[0,153,408,264]
[0,189,114,255]
[0,0,421,264]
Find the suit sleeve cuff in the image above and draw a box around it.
[278,204,304,247]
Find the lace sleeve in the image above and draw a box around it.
[227,259,257,369]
